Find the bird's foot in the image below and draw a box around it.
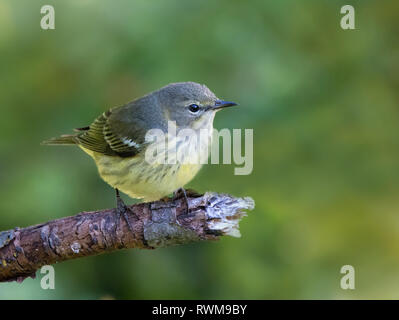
[115,189,134,233]
[173,188,200,200]
[172,188,200,215]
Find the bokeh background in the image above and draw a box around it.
[1,0,398,299]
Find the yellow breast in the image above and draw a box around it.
[79,119,213,201]
[80,147,203,202]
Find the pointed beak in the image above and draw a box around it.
[212,100,238,110]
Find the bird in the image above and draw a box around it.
[42,82,237,225]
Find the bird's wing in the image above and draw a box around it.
[74,111,114,155]
[76,108,145,157]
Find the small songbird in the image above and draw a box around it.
[42,82,237,220]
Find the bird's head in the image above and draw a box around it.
[155,82,237,131]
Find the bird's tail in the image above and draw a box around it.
[41,134,78,146]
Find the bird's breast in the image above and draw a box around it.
[81,131,210,201]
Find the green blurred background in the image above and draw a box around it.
[1,0,398,299]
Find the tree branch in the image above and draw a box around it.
[0,192,254,283]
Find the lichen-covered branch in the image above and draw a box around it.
[0,192,254,283]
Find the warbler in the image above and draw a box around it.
[42,82,237,215]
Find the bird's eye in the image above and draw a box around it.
[188,104,200,113]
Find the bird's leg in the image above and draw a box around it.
[115,189,134,233]
[173,187,190,215]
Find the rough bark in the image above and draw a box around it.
[0,192,254,283]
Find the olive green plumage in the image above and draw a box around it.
[42,82,237,201]
[43,110,141,157]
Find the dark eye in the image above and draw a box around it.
[188,104,200,113]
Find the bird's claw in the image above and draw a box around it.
[172,187,201,215]
[115,189,135,233]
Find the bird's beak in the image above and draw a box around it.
[212,100,238,110]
